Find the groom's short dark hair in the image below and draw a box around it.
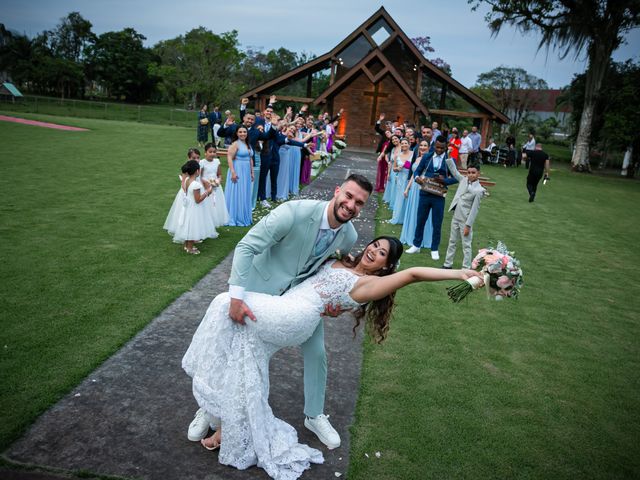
[344,173,373,195]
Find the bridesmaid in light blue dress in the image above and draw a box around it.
[224,126,254,226]
[390,138,413,224]
[287,122,317,196]
[400,139,433,247]
[289,144,301,196]
[276,144,291,201]
[382,135,401,206]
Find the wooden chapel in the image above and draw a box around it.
[240,7,509,148]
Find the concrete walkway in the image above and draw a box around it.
[4,149,379,480]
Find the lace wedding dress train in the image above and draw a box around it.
[182,261,362,479]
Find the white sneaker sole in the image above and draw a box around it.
[304,419,341,449]
[187,431,208,442]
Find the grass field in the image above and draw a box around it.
[349,164,640,478]
[1,112,639,478]
[0,112,249,450]
[0,95,198,128]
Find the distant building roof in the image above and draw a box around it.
[513,89,572,113]
[1,82,23,97]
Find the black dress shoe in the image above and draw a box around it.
[441,265,452,269]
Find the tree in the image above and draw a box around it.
[240,47,310,89]
[46,12,95,63]
[152,28,244,107]
[0,31,35,86]
[474,66,548,134]
[560,60,640,175]
[86,28,158,102]
[470,0,640,171]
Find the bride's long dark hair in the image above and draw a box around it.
[342,236,403,344]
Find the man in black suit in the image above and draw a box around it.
[374,113,392,154]
[252,97,309,207]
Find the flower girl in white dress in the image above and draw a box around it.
[164,148,201,236]
[199,143,229,227]
[173,160,218,254]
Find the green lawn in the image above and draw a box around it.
[1,114,639,478]
[0,113,249,450]
[349,164,640,478]
[1,95,198,128]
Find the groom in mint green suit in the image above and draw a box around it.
[187,173,372,450]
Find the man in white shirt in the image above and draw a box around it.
[468,126,482,162]
[459,130,473,169]
[480,137,497,163]
[522,133,536,168]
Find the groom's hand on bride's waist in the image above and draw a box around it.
[229,298,257,325]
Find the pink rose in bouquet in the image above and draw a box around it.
[496,275,513,289]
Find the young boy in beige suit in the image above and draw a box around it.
[442,161,485,269]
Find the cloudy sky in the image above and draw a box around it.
[3,0,639,88]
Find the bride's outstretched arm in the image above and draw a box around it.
[350,267,482,303]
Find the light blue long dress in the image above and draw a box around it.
[276,145,291,201]
[251,152,261,209]
[382,148,400,206]
[400,161,433,247]
[390,153,411,224]
[225,141,253,226]
[288,144,302,197]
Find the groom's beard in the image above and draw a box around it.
[333,202,355,224]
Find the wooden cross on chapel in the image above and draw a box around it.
[363,83,389,125]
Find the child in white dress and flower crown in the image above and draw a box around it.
[173,160,218,254]
[164,148,201,236]
[199,143,229,227]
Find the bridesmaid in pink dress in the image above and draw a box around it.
[300,116,316,184]
[324,117,335,154]
[375,131,392,193]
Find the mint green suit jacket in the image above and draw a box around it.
[228,200,357,296]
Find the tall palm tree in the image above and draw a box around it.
[471,0,640,170]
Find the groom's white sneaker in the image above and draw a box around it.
[305,414,341,449]
[187,408,213,441]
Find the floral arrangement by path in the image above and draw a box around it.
[334,139,347,149]
[447,241,523,302]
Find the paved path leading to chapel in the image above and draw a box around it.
[3,149,379,480]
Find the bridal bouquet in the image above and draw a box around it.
[334,139,347,149]
[447,242,523,302]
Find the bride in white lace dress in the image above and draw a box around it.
[182,236,482,479]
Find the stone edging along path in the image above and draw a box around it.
[5,149,379,480]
